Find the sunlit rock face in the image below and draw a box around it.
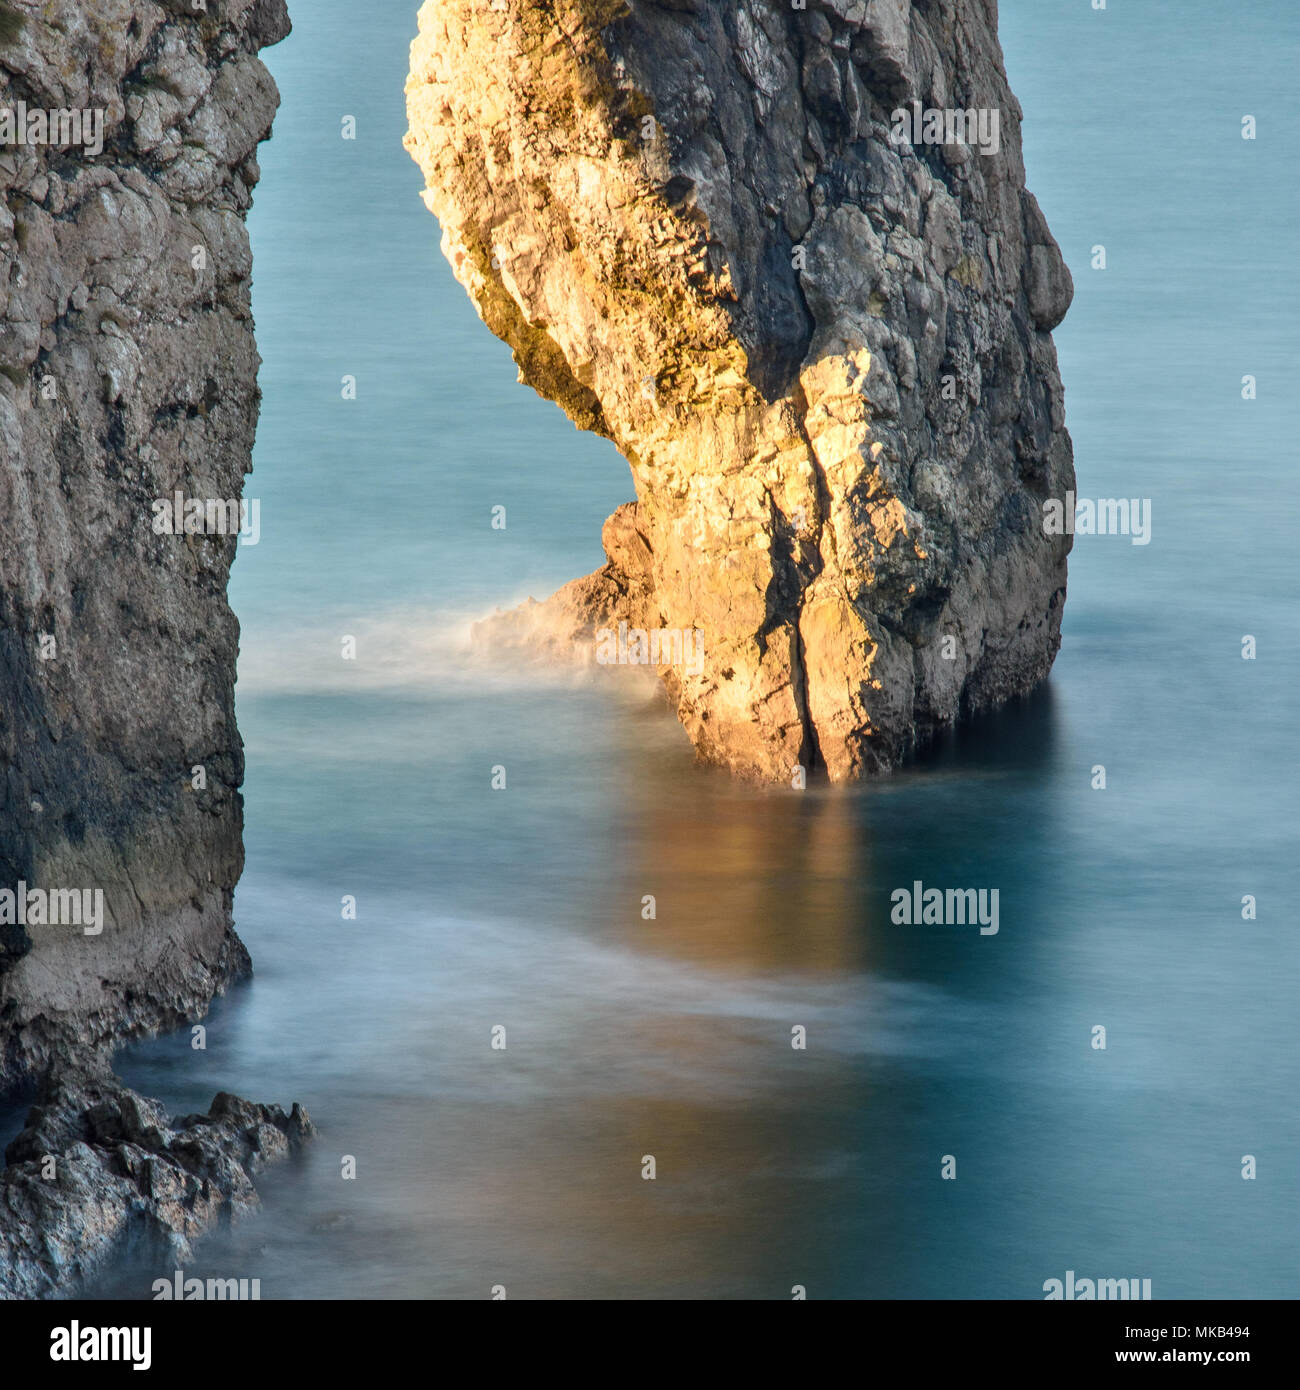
[406,0,1074,781]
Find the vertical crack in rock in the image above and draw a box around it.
[406,0,1075,782]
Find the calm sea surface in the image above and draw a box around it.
[90,0,1300,1298]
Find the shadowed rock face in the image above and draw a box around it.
[0,1069,314,1299]
[406,0,1074,781]
[0,0,290,1086]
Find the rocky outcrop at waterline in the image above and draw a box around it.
[0,1067,314,1299]
[406,0,1075,781]
[0,0,289,1085]
[0,0,307,1299]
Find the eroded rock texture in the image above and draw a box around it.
[0,1068,313,1299]
[0,0,289,1086]
[406,0,1074,780]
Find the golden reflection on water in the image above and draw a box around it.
[594,702,878,977]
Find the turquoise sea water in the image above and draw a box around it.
[99,0,1300,1298]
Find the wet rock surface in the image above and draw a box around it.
[0,1067,313,1300]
